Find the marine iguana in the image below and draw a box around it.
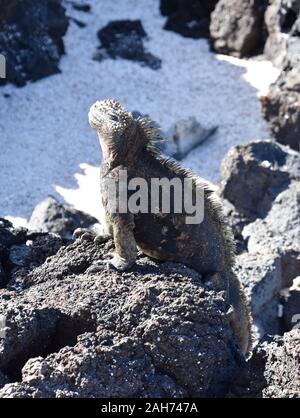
[74,99,252,356]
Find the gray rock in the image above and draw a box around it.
[165,117,217,160]
[237,182,300,338]
[282,277,300,332]
[0,218,27,249]
[261,62,300,152]
[9,245,32,267]
[220,140,300,221]
[235,252,282,339]
[0,236,244,398]
[243,182,300,276]
[247,330,300,398]
[29,196,98,240]
[0,218,64,289]
[0,306,61,383]
[132,111,217,159]
[224,157,300,341]
[262,0,300,151]
[264,0,300,68]
[210,0,268,57]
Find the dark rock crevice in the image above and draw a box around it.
[0,224,65,290]
[160,0,219,39]
[236,331,300,398]
[0,307,96,385]
[282,9,298,33]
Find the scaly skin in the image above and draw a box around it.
[74,99,252,357]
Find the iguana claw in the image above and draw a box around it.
[73,228,110,244]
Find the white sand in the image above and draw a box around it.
[0,0,279,226]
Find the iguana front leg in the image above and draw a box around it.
[83,213,137,272]
[108,220,137,270]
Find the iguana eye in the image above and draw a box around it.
[109,114,119,122]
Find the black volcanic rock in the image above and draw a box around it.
[261,61,300,152]
[0,222,244,397]
[221,141,300,342]
[239,182,300,339]
[0,0,69,87]
[261,0,300,151]
[160,0,218,39]
[264,0,300,68]
[94,20,162,70]
[245,331,300,398]
[220,140,300,221]
[210,0,268,57]
[243,182,300,277]
[28,196,98,240]
[0,218,64,289]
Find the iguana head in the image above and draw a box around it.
[88,99,139,162]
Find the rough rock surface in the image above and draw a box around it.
[0,223,244,397]
[160,0,218,39]
[220,140,300,221]
[0,218,64,289]
[0,0,69,86]
[236,182,300,339]
[243,182,300,270]
[264,0,300,68]
[28,196,98,240]
[94,20,162,70]
[235,252,282,339]
[210,0,268,57]
[262,0,300,151]
[282,277,300,333]
[0,218,27,287]
[243,330,300,398]
[221,140,300,342]
[261,62,300,152]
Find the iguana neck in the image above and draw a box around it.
[99,124,147,172]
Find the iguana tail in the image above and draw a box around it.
[228,272,253,358]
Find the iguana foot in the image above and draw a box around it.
[73,228,110,244]
[73,228,94,241]
[86,253,134,273]
[108,254,135,271]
